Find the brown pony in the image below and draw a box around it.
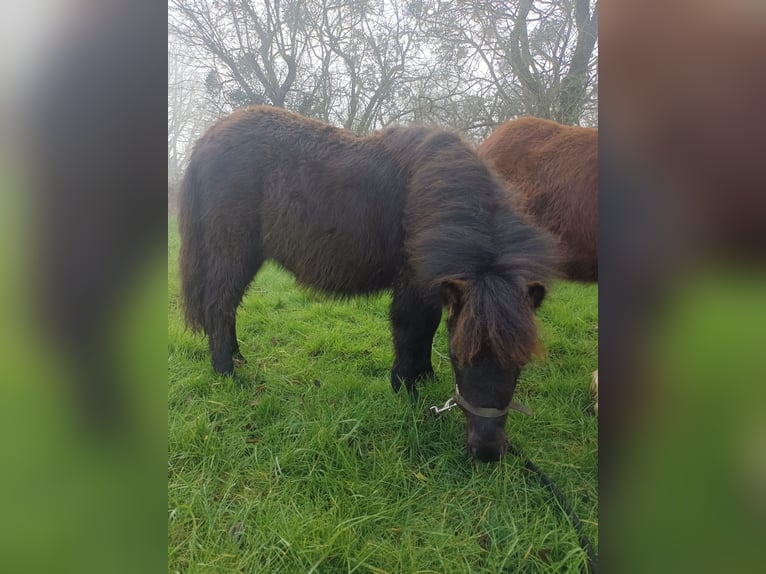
[179,106,555,462]
[478,117,598,282]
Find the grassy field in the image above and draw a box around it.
[168,221,598,573]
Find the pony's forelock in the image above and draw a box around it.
[449,273,543,368]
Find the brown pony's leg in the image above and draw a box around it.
[389,282,442,396]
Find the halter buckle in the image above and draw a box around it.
[429,397,457,415]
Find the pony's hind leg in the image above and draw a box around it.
[209,312,238,375]
[204,236,264,376]
[208,280,260,375]
[389,282,442,396]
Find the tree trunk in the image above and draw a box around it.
[559,0,598,124]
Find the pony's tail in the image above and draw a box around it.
[178,158,207,333]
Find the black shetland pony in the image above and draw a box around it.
[179,106,554,462]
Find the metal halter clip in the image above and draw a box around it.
[429,397,457,415]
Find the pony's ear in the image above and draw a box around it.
[441,278,467,306]
[528,281,547,309]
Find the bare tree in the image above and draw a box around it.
[169,0,309,109]
[557,0,598,124]
[168,39,218,208]
[420,0,598,127]
[167,0,599,151]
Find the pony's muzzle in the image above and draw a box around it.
[467,422,509,463]
[468,439,508,463]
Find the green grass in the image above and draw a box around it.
[168,221,598,573]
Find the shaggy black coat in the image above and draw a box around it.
[179,106,554,460]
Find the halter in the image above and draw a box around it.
[429,383,532,417]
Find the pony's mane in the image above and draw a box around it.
[385,127,557,367]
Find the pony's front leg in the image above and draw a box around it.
[389,284,442,396]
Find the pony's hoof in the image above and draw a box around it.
[416,368,435,383]
[390,374,421,399]
[232,349,247,363]
[212,364,235,377]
